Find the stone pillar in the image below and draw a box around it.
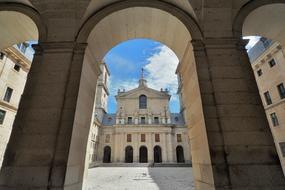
[148,133,154,163]
[162,133,167,163]
[0,41,99,189]
[114,133,119,162]
[134,133,139,163]
[184,38,285,190]
[120,133,125,162]
[166,133,173,162]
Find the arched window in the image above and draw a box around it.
[139,95,147,109]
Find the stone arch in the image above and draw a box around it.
[69,1,205,189]
[76,0,203,43]
[233,0,285,43]
[0,2,47,48]
[125,146,133,163]
[139,146,148,163]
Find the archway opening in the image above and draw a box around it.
[176,146,185,163]
[103,146,111,163]
[0,8,39,170]
[125,146,133,163]
[153,146,162,163]
[72,2,205,190]
[239,2,285,177]
[139,146,148,163]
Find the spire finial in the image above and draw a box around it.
[139,67,147,87]
[141,67,144,79]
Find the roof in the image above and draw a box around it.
[170,113,185,126]
[102,114,116,126]
[116,85,170,100]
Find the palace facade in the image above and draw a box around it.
[88,65,191,165]
[249,38,285,175]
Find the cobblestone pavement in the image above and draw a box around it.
[86,167,194,190]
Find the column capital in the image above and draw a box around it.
[32,42,88,54]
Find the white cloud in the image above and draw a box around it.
[243,36,261,50]
[104,53,136,71]
[144,45,179,95]
[107,44,180,113]
[108,76,138,95]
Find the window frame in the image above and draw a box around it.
[277,83,285,99]
[139,95,147,109]
[264,91,272,105]
[13,64,21,72]
[270,112,279,127]
[141,117,146,124]
[0,109,6,125]
[3,87,13,103]
[141,134,146,142]
[127,134,132,142]
[268,59,276,67]
[155,134,160,142]
[127,117,132,124]
[257,69,263,76]
[105,134,110,143]
[177,134,182,142]
[154,117,159,124]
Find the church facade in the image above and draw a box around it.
[88,65,191,165]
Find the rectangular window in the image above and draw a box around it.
[269,59,276,67]
[270,112,279,126]
[279,142,285,157]
[257,69,262,76]
[127,134,132,142]
[105,134,110,143]
[154,117,159,124]
[13,64,20,72]
[0,109,6,124]
[155,134,160,142]
[127,117,132,124]
[264,91,272,105]
[277,83,285,99]
[141,117,146,124]
[141,134,146,142]
[3,87,13,102]
[177,134,182,142]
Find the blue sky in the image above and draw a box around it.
[103,39,180,113]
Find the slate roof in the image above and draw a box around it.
[102,114,116,126]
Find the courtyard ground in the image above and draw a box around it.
[86,167,194,190]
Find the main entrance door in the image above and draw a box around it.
[176,146,185,163]
[103,146,111,163]
[139,146,148,163]
[125,146,133,163]
[154,146,162,163]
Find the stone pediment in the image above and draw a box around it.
[116,86,170,99]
